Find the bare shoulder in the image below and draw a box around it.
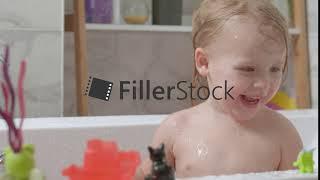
[262,107,301,141]
[159,105,197,130]
[154,108,193,141]
[145,109,191,166]
[151,107,198,155]
[261,107,303,170]
[263,108,300,137]
[136,109,192,179]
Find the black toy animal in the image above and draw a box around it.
[145,143,175,180]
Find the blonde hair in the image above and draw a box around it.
[191,0,289,106]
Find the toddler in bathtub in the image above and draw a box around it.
[135,0,302,179]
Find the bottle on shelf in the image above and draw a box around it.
[85,0,113,24]
[122,0,149,25]
[152,0,182,25]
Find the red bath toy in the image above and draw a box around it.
[62,139,141,180]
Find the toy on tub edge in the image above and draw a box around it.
[145,143,175,180]
[293,148,315,174]
[0,46,45,180]
[62,139,141,180]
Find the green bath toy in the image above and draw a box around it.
[0,144,45,180]
[4,144,35,180]
[0,46,45,180]
[293,149,315,174]
[0,169,45,180]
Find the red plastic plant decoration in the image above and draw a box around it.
[0,45,26,153]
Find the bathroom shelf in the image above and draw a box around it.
[0,27,61,32]
[86,23,301,35]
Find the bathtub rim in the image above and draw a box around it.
[0,109,318,131]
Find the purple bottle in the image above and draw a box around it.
[85,0,113,24]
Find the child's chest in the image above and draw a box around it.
[173,125,281,177]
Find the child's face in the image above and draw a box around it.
[198,16,286,121]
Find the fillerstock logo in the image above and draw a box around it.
[85,77,235,102]
[85,76,113,101]
[120,80,234,100]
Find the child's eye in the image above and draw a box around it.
[238,67,255,72]
[270,67,281,73]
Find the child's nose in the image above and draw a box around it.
[252,78,269,89]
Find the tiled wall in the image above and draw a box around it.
[307,0,318,108]
[0,0,64,117]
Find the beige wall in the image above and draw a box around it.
[64,31,194,116]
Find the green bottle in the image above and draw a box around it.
[152,0,182,25]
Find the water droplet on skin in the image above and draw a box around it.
[196,141,209,160]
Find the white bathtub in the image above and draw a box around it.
[0,109,318,180]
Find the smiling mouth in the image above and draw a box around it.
[240,95,260,107]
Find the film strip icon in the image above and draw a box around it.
[85,76,113,101]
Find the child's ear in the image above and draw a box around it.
[194,48,209,77]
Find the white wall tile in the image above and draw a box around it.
[0,0,63,30]
[306,0,318,34]
[307,0,318,108]
[0,31,63,117]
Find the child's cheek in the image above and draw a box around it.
[207,70,251,99]
[265,80,282,103]
[224,77,251,97]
